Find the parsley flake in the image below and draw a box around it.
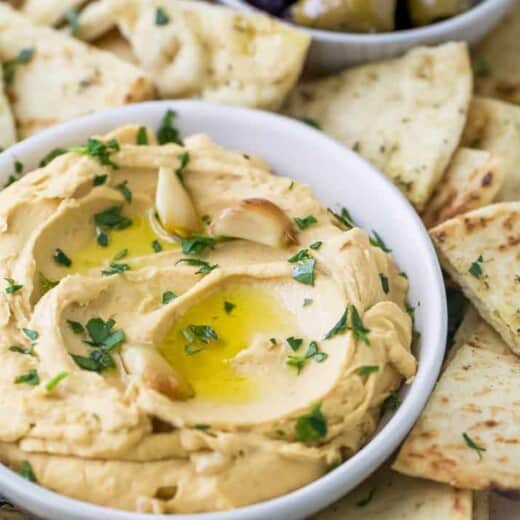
[294,215,317,230]
[4,277,23,295]
[309,241,322,250]
[3,47,35,86]
[356,488,375,507]
[39,148,67,167]
[71,138,120,169]
[157,109,182,145]
[14,369,40,386]
[93,174,107,186]
[295,403,327,442]
[301,117,321,130]
[369,231,391,252]
[22,328,39,342]
[136,126,149,145]
[462,432,486,460]
[176,258,218,275]
[152,239,163,253]
[468,255,484,278]
[181,324,218,355]
[19,461,37,483]
[116,181,132,203]
[181,235,217,255]
[53,248,72,267]
[350,305,370,346]
[328,207,355,230]
[379,273,389,294]
[67,320,84,334]
[286,336,303,351]
[176,151,190,180]
[101,263,130,276]
[324,308,348,339]
[357,365,379,376]
[162,291,177,304]
[155,6,170,25]
[45,371,69,391]
[224,301,235,314]
[291,257,315,286]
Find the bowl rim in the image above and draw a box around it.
[219,0,511,43]
[0,100,447,520]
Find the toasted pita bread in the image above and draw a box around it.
[423,148,502,228]
[79,0,310,111]
[0,4,155,138]
[284,43,472,210]
[20,0,88,27]
[394,337,520,492]
[473,2,520,106]
[314,463,474,519]
[430,202,519,352]
[461,97,520,202]
[0,68,16,150]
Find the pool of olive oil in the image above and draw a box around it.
[159,285,294,403]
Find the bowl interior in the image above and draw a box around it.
[0,101,446,520]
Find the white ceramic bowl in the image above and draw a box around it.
[0,101,446,520]
[220,0,516,74]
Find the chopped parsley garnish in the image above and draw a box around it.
[379,273,389,294]
[136,126,148,145]
[194,423,210,431]
[22,328,39,342]
[84,318,126,350]
[473,57,490,78]
[201,214,211,225]
[3,47,35,86]
[176,258,218,275]
[462,432,486,460]
[71,318,125,373]
[71,138,120,169]
[328,207,355,230]
[286,355,307,374]
[9,345,34,356]
[350,305,370,346]
[399,271,408,279]
[38,272,58,294]
[39,147,67,167]
[4,277,23,295]
[152,239,163,253]
[155,6,170,25]
[286,336,303,351]
[113,249,128,261]
[181,235,217,255]
[101,263,130,276]
[303,298,313,307]
[176,151,190,180]
[93,174,107,186]
[383,390,401,413]
[67,320,84,334]
[162,291,177,304]
[94,206,132,247]
[468,255,484,278]
[15,160,23,174]
[301,117,321,130]
[53,248,72,267]
[309,241,322,250]
[288,248,310,263]
[295,403,327,442]
[369,231,391,253]
[356,488,375,507]
[181,324,218,355]
[291,258,315,286]
[157,109,183,145]
[224,301,235,314]
[14,369,40,386]
[45,371,69,391]
[116,181,132,203]
[357,365,379,376]
[294,215,318,230]
[324,308,348,339]
[286,341,327,374]
[19,461,37,483]
[64,8,80,36]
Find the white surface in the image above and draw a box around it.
[0,101,447,520]
[219,0,517,74]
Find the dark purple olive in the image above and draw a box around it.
[246,0,296,16]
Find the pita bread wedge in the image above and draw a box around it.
[0,67,16,150]
[430,202,519,352]
[473,2,520,106]
[313,463,474,519]
[284,42,472,210]
[79,0,310,111]
[20,0,88,27]
[394,339,520,492]
[0,4,155,138]
[423,148,502,228]
[461,97,520,202]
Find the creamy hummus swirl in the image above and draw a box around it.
[0,125,415,513]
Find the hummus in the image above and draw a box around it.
[0,123,416,513]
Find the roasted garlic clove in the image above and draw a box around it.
[155,166,201,238]
[122,345,194,400]
[210,198,296,248]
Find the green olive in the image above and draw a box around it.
[292,0,397,32]
[408,0,473,26]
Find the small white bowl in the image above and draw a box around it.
[220,0,516,74]
[0,101,446,520]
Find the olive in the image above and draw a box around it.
[292,0,397,32]
[408,0,473,26]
